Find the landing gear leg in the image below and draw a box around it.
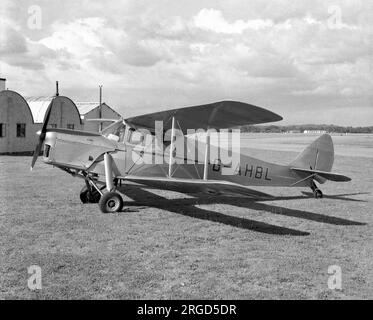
[97,153,124,213]
[310,180,323,199]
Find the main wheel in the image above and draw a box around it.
[98,192,123,213]
[314,189,323,199]
[80,186,102,204]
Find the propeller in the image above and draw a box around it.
[30,99,54,170]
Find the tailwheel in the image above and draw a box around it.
[98,192,123,213]
[310,180,323,199]
[79,185,102,204]
[314,188,323,199]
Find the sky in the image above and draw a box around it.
[0,0,372,126]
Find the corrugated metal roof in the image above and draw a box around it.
[76,102,100,115]
[25,96,54,123]
[76,102,123,119]
[24,98,121,123]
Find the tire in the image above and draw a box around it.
[98,192,123,213]
[80,185,102,204]
[80,186,90,204]
[314,189,323,199]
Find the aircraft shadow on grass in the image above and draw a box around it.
[118,187,367,236]
[300,191,369,202]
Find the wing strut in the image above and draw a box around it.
[168,116,175,177]
[203,132,210,180]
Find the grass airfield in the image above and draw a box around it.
[0,133,372,299]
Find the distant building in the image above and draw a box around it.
[0,79,82,154]
[0,78,123,153]
[76,102,122,132]
[0,78,6,91]
[303,130,327,134]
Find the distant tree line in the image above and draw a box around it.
[240,124,373,134]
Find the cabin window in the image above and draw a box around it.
[49,124,57,129]
[0,123,5,137]
[16,123,26,137]
[117,125,126,143]
[128,129,144,145]
[67,124,74,130]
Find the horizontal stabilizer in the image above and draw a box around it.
[290,167,351,182]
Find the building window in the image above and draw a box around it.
[16,123,26,137]
[67,124,74,130]
[0,123,5,137]
[49,124,57,129]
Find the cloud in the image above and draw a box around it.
[0,19,55,70]
[40,18,165,69]
[0,1,372,125]
[0,26,27,55]
[40,18,105,54]
[194,8,274,33]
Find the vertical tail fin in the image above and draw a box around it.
[290,134,334,172]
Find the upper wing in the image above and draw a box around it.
[120,175,274,199]
[125,100,282,133]
[290,167,351,182]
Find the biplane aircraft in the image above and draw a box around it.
[31,100,351,213]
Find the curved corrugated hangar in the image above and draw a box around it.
[0,82,82,154]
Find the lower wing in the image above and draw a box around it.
[119,176,274,199]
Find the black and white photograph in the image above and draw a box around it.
[0,0,372,304]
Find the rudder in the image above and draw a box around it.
[290,134,334,172]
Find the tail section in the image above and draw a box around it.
[290,134,334,172]
[289,134,351,184]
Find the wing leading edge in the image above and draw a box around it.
[125,100,282,133]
